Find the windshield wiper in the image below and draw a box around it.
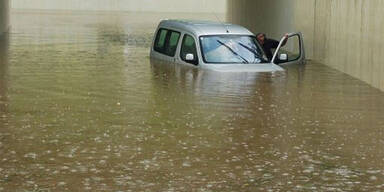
[216,40,249,64]
[237,42,268,63]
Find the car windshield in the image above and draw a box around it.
[200,35,268,64]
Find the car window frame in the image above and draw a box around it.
[154,28,168,53]
[153,28,181,57]
[180,33,199,65]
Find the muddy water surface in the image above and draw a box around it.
[0,11,384,191]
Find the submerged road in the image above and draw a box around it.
[0,11,383,191]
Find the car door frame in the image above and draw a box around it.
[176,32,201,66]
[271,32,305,65]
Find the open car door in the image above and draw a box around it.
[272,32,305,65]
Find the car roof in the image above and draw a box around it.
[158,19,254,37]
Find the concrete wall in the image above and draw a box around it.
[315,0,384,92]
[0,0,10,35]
[11,0,227,13]
[228,0,384,91]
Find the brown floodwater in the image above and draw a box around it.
[0,11,384,191]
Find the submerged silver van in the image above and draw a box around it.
[150,20,305,72]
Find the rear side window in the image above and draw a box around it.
[154,28,181,57]
[180,34,198,65]
[165,31,180,56]
[154,29,168,51]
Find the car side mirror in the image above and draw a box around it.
[185,53,194,61]
[279,53,288,61]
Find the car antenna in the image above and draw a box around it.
[212,12,229,33]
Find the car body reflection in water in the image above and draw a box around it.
[150,58,288,101]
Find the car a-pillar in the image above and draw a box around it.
[0,0,10,37]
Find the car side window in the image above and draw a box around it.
[154,29,168,53]
[165,31,180,56]
[180,34,198,65]
[154,28,181,57]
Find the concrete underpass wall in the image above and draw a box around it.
[11,0,226,13]
[228,0,384,91]
[314,0,384,92]
[0,0,10,35]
